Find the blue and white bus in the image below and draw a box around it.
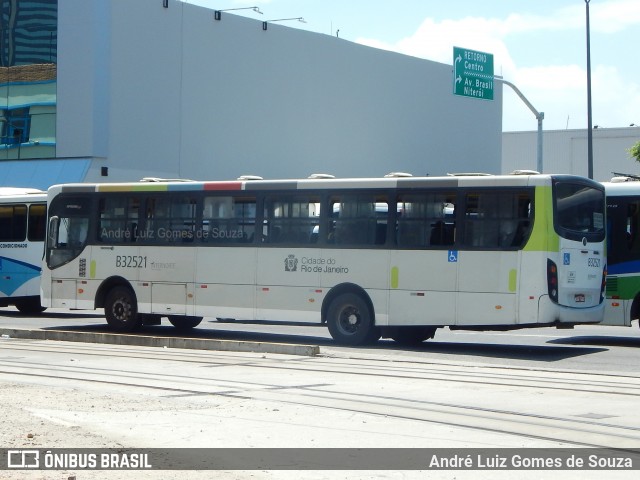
[0,188,47,314]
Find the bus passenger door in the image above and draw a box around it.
[389,195,459,326]
[455,191,525,326]
[388,249,458,326]
[456,251,519,326]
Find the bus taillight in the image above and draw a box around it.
[547,259,558,303]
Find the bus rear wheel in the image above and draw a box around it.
[389,326,436,345]
[327,293,380,346]
[168,315,203,331]
[105,286,141,332]
[15,298,46,315]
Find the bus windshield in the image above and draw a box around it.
[46,196,92,269]
[554,180,605,242]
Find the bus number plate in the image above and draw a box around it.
[574,294,585,303]
[588,258,601,267]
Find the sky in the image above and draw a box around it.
[186,0,640,132]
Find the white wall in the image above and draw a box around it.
[57,0,503,183]
[502,127,640,182]
[57,0,110,160]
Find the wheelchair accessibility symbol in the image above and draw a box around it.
[448,250,458,262]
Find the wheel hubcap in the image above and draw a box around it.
[340,307,360,334]
[113,299,130,321]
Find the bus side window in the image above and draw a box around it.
[264,196,320,245]
[98,196,141,243]
[627,203,640,251]
[462,191,531,249]
[0,204,27,242]
[397,194,454,248]
[203,196,256,244]
[330,196,388,246]
[27,204,47,242]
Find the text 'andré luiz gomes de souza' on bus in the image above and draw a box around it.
[101,226,241,241]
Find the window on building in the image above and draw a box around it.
[0,108,30,145]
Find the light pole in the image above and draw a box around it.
[214,6,263,21]
[498,79,544,173]
[262,17,306,31]
[586,0,594,179]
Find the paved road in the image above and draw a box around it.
[1,335,639,480]
[1,307,640,479]
[1,307,640,373]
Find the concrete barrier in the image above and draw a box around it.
[0,328,320,356]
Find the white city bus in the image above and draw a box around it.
[41,174,606,345]
[602,178,640,328]
[0,188,47,314]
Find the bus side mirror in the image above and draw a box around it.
[48,216,59,248]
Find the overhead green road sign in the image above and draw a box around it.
[453,46,494,100]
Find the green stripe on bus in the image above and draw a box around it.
[523,185,560,252]
[509,269,517,292]
[391,266,399,289]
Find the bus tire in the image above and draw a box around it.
[389,326,436,345]
[104,286,141,332]
[168,315,203,331]
[327,293,379,346]
[15,298,46,315]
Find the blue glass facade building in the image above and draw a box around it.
[0,0,56,159]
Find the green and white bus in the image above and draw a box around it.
[41,174,607,345]
[603,179,640,328]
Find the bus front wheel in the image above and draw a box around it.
[327,293,379,346]
[105,286,141,332]
[168,315,203,331]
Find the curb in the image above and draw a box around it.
[0,328,320,357]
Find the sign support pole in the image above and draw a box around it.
[498,79,544,174]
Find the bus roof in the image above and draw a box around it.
[602,181,640,195]
[0,187,45,196]
[48,174,599,195]
[0,188,47,203]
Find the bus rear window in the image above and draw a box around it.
[554,181,605,241]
